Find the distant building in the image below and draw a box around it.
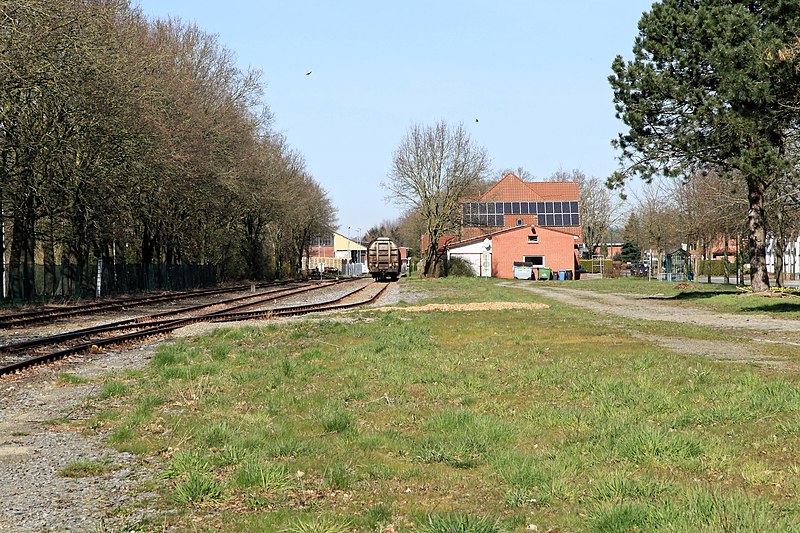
[306,231,366,275]
[441,173,583,279]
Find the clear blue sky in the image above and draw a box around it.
[134,1,654,238]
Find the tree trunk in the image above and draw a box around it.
[746,177,770,292]
[422,231,441,277]
[42,216,57,297]
[774,210,785,288]
[722,235,729,284]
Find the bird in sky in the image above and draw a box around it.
[306,71,312,76]
[475,118,479,123]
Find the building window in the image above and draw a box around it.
[516,218,523,226]
[528,235,538,243]
[523,255,544,266]
[315,234,333,246]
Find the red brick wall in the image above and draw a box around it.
[491,226,578,279]
[308,245,335,257]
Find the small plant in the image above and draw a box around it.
[171,471,225,505]
[587,502,653,532]
[322,461,354,490]
[161,450,212,480]
[233,459,289,491]
[419,512,501,533]
[58,372,89,385]
[414,409,512,468]
[59,458,113,478]
[363,502,393,527]
[284,515,352,533]
[316,402,356,434]
[98,380,129,399]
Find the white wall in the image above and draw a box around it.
[766,234,800,278]
[447,239,492,277]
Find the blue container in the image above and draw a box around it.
[558,270,567,280]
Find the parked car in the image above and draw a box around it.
[630,263,648,277]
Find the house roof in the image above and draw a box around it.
[477,173,580,202]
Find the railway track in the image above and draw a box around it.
[0,282,285,329]
[0,279,387,377]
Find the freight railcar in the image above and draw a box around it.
[367,237,401,281]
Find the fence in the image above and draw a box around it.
[1,263,217,305]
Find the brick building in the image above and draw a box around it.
[445,173,582,279]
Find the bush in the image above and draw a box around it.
[447,257,476,277]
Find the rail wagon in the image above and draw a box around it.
[367,237,401,281]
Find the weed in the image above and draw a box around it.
[171,471,225,505]
[58,372,88,385]
[415,409,513,468]
[98,380,129,399]
[321,461,354,490]
[59,458,113,478]
[316,402,356,434]
[418,512,501,533]
[363,502,393,526]
[284,515,352,532]
[161,450,212,480]
[233,459,289,491]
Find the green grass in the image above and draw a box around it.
[59,458,114,478]
[85,276,800,531]
[58,372,89,385]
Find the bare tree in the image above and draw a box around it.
[629,182,679,257]
[385,121,489,277]
[548,169,625,256]
[669,170,748,283]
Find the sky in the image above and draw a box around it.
[134,1,655,238]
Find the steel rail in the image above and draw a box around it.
[0,279,378,377]
[0,280,347,354]
[209,280,386,322]
[0,282,285,329]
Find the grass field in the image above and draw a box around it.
[81,277,800,531]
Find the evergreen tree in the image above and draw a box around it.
[609,0,800,292]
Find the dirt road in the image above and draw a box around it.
[503,282,800,369]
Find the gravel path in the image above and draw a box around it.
[0,345,160,532]
[502,282,800,368]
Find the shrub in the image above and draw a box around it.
[447,256,476,277]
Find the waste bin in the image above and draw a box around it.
[538,267,551,280]
[565,270,573,280]
[558,270,567,280]
[513,262,533,280]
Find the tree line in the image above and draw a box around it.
[1,0,335,298]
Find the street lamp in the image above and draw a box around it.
[347,226,351,276]
[356,227,361,265]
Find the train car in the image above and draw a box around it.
[367,237,401,281]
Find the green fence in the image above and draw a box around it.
[696,259,737,277]
[579,259,612,274]
[1,263,217,305]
